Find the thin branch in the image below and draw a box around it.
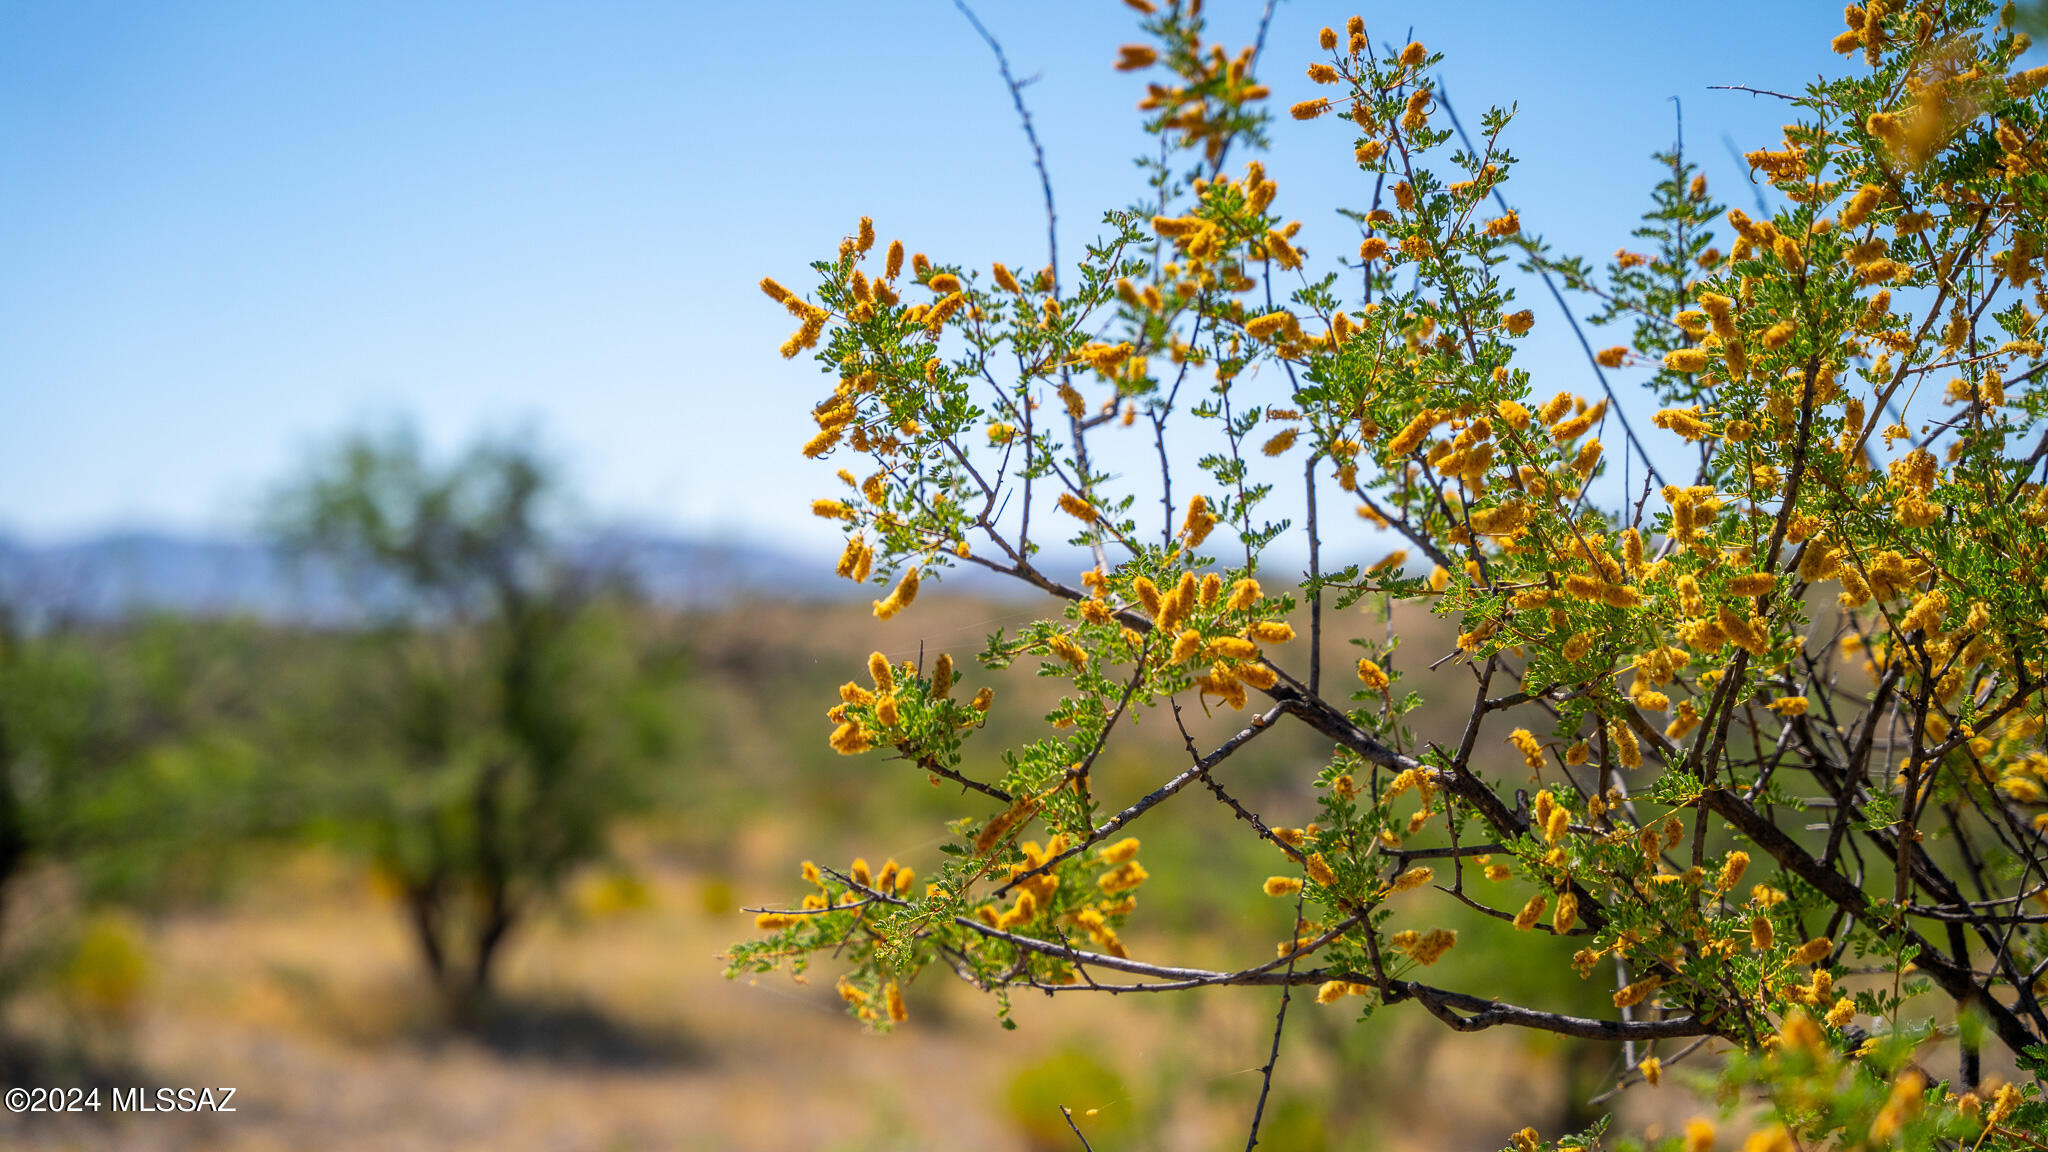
[952,0,1059,293]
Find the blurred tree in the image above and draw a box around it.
[271,429,676,1020]
[0,604,267,1022]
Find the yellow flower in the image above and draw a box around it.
[1508,729,1544,771]
[1058,493,1099,523]
[873,566,921,620]
[1264,876,1304,897]
[1247,621,1295,644]
[1664,348,1710,373]
[1098,860,1149,894]
[1114,44,1157,71]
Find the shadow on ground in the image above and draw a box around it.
[444,996,712,1071]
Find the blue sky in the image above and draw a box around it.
[1,1,1860,554]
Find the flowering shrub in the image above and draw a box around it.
[732,1,2048,1145]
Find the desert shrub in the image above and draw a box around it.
[734,2,2048,1146]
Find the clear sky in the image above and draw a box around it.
[2,0,1862,554]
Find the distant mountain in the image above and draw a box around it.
[0,528,1164,625]
[0,529,869,624]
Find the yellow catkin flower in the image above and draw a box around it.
[829,721,872,755]
[1751,916,1776,953]
[1508,729,1544,771]
[1717,851,1749,891]
[1315,980,1350,1004]
[1989,1083,2023,1125]
[1791,936,1832,965]
[1305,853,1338,887]
[992,262,1021,293]
[1132,575,1163,616]
[1386,408,1444,456]
[1114,43,1157,70]
[1553,891,1579,934]
[1246,311,1295,340]
[1870,1070,1926,1142]
[873,566,920,620]
[835,536,868,581]
[755,912,802,930]
[885,981,908,1022]
[1058,493,1099,523]
[1227,578,1262,612]
[1400,88,1431,132]
[868,651,895,691]
[1545,805,1570,845]
[1664,348,1710,373]
[1767,696,1808,716]
[1290,98,1333,120]
[1640,1057,1664,1087]
[1356,659,1389,690]
[970,686,994,712]
[1262,428,1299,455]
[1393,866,1434,891]
[1182,494,1218,546]
[1170,628,1203,664]
[1901,588,1948,635]
[1247,621,1295,644]
[1264,876,1304,897]
[1099,837,1140,865]
[931,653,955,699]
[1407,929,1456,965]
[1654,407,1714,441]
[1727,572,1776,597]
[1611,720,1642,769]
[1613,978,1660,1008]
[1681,1119,1713,1152]
[1209,636,1259,661]
[1047,634,1089,670]
[1513,892,1546,931]
[1087,856,1144,896]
